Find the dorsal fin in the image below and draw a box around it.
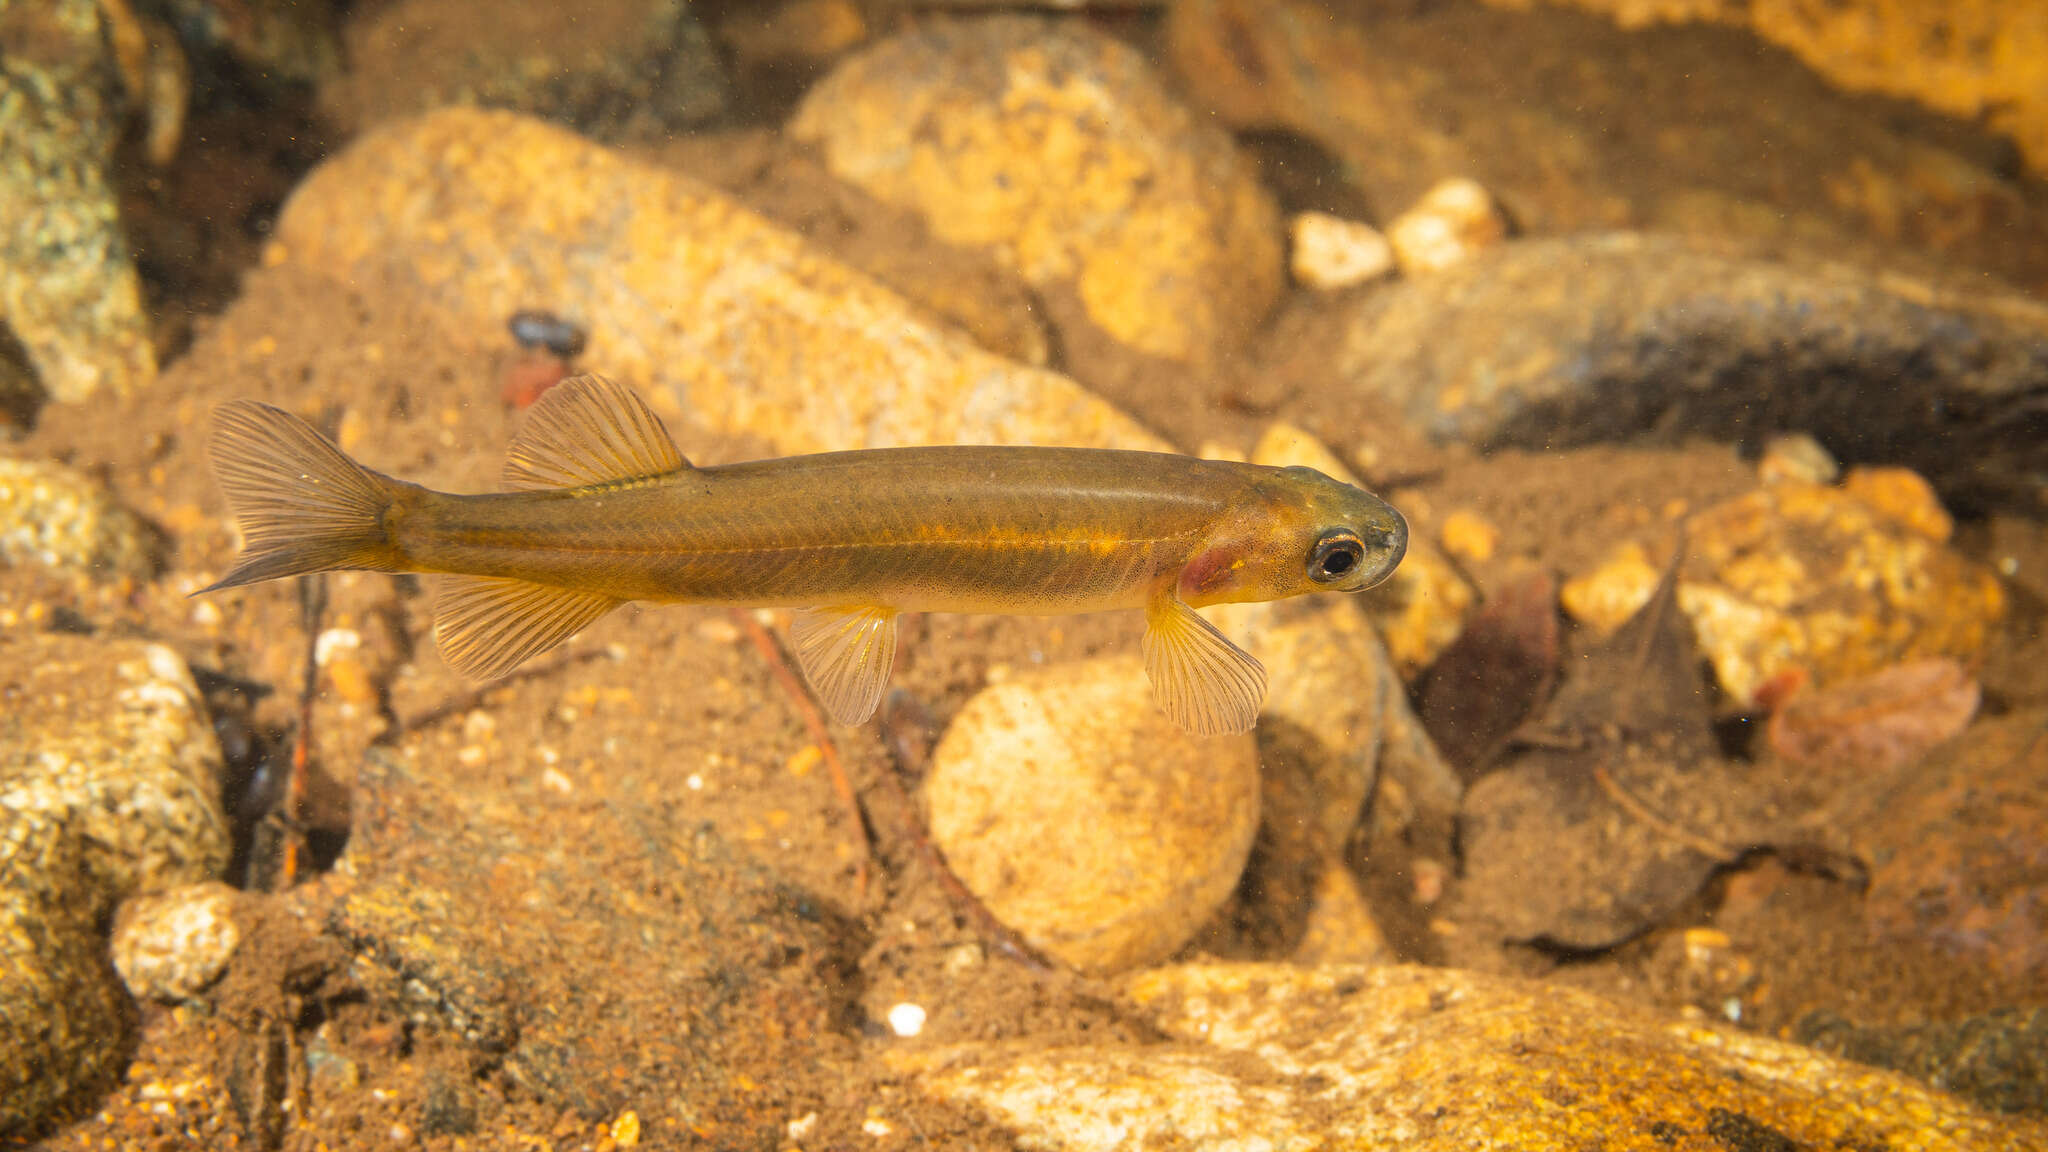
[502,374,689,490]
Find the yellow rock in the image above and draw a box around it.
[1563,476,2004,707]
[1841,464,1953,542]
[923,657,1260,974]
[790,17,1282,370]
[1438,509,1498,565]
[274,107,1167,456]
[895,963,2036,1150]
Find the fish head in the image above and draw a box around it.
[1177,465,1408,607]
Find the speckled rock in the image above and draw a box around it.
[892,962,2043,1149]
[1280,233,2048,513]
[0,457,155,579]
[0,0,158,404]
[110,882,241,1002]
[332,745,847,1133]
[1562,468,2006,708]
[923,657,1260,973]
[790,16,1282,370]
[327,0,726,140]
[1,633,228,1137]
[1487,0,2048,176]
[273,106,1166,456]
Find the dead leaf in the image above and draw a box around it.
[1768,658,1979,778]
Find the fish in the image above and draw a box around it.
[201,375,1408,736]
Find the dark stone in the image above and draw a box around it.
[1276,234,2048,514]
[1798,1008,2048,1117]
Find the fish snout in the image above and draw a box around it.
[1353,505,1408,590]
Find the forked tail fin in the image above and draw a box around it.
[200,400,410,592]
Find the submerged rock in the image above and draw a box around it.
[110,881,242,1002]
[1855,711,2048,989]
[1491,0,2048,177]
[273,106,1165,456]
[1563,467,2006,708]
[923,657,1260,973]
[0,634,228,1137]
[1286,233,2048,513]
[894,962,2040,1150]
[1166,0,2047,288]
[332,746,849,1134]
[791,15,1282,372]
[0,457,155,579]
[0,0,158,404]
[327,0,727,139]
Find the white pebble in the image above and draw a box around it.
[886,1002,927,1038]
[314,628,361,668]
[1288,211,1395,290]
[1387,178,1507,275]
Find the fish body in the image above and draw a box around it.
[204,376,1407,735]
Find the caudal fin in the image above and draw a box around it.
[201,400,408,592]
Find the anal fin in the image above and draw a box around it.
[433,574,623,680]
[790,606,899,726]
[1143,594,1267,736]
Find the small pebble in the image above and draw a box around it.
[1288,211,1395,290]
[110,883,241,1001]
[1758,433,1839,486]
[1439,509,1498,564]
[886,1002,927,1038]
[1387,178,1507,275]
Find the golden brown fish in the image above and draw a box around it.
[203,376,1406,735]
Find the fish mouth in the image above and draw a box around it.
[1349,507,1409,591]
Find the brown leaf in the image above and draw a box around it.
[1417,569,1560,780]
[1767,659,1980,776]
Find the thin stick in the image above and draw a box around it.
[1592,762,1737,863]
[273,575,328,886]
[732,608,873,901]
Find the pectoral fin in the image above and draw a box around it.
[1143,594,1266,736]
[434,574,622,680]
[790,606,899,726]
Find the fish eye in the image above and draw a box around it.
[1308,532,1365,584]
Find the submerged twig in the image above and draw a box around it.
[732,608,874,901]
[273,574,327,887]
[1592,762,1738,864]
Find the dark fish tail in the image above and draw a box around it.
[199,400,413,592]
